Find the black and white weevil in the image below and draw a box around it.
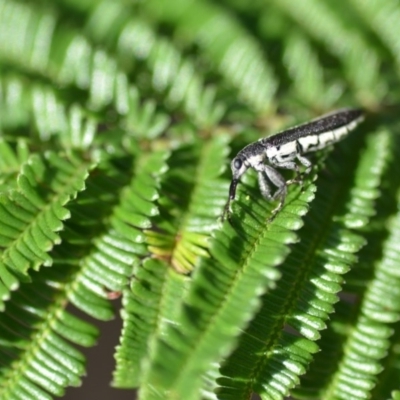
[224,108,364,220]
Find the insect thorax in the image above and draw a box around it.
[238,141,268,168]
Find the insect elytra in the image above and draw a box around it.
[224,108,364,219]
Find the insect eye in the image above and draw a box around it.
[233,158,242,169]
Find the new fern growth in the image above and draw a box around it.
[0,0,399,400]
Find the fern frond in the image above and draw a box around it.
[0,74,96,147]
[146,134,229,273]
[117,19,226,127]
[113,259,188,388]
[372,320,400,400]
[303,131,400,400]
[51,0,227,127]
[139,157,319,399]
[0,147,168,397]
[272,0,385,104]
[0,138,29,190]
[115,82,170,140]
[0,152,91,308]
[292,124,400,400]
[320,196,400,399]
[0,75,31,131]
[64,149,168,319]
[143,0,278,114]
[0,0,55,74]
[110,149,197,388]
[0,269,97,399]
[216,126,391,399]
[349,0,400,70]
[0,0,169,141]
[282,31,342,109]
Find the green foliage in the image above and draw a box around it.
[0,152,91,309]
[0,0,399,399]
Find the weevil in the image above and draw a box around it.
[224,108,364,219]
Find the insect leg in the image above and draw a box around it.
[296,154,312,174]
[257,171,273,200]
[269,154,300,173]
[294,141,312,185]
[270,159,303,185]
[263,165,287,201]
[289,154,311,189]
[261,165,287,216]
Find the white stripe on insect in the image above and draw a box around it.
[266,141,297,163]
[298,135,319,152]
[318,131,335,147]
[224,108,365,221]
